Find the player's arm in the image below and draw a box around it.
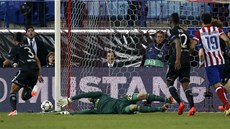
[220,34,230,47]
[3,47,17,67]
[189,39,198,54]
[2,58,11,68]
[198,48,204,68]
[35,55,44,83]
[190,30,200,53]
[58,92,104,107]
[174,38,181,70]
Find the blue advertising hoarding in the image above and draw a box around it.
[0,67,222,112]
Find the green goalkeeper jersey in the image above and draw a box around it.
[93,94,126,114]
[71,92,131,114]
[70,91,168,115]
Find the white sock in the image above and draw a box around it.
[32,85,40,92]
[31,85,40,96]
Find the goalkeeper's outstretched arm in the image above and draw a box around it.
[71,91,104,100]
[57,92,104,107]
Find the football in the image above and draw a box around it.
[41,100,53,112]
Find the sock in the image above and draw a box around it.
[146,94,168,103]
[9,93,17,111]
[169,86,181,104]
[22,88,32,100]
[31,85,40,96]
[138,106,162,113]
[185,89,194,108]
[216,86,230,108]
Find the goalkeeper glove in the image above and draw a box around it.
[57,98,73,108]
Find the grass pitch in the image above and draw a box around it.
[0,112,229,129]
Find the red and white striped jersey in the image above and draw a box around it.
[193,25,225,67]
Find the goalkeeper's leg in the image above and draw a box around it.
[137,105,168,113]
[131,93,172,104]
[123,104,168,113]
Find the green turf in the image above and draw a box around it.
[0,112,229,129]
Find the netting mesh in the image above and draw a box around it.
[60,0,229,112]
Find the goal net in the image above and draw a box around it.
[58,0,229,112]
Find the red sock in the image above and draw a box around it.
[216,86,230,109]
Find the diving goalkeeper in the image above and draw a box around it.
[57,91,173,115]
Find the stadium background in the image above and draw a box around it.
[0,0,229,113]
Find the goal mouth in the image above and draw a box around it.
[57,0,229,112]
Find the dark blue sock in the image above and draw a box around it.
[22,88,32,100]
[169,86,181,104]
[185,89,194,108]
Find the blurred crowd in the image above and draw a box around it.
[0,0,229,28]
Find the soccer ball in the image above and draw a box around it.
[41,100,53,112]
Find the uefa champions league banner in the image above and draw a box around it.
[0,67,222,112]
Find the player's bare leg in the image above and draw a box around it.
[224,79,230,93]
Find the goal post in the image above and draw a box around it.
[54,0,61,111]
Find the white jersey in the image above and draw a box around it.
[193,25,225,67]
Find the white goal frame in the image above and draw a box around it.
[54,0,61,111]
